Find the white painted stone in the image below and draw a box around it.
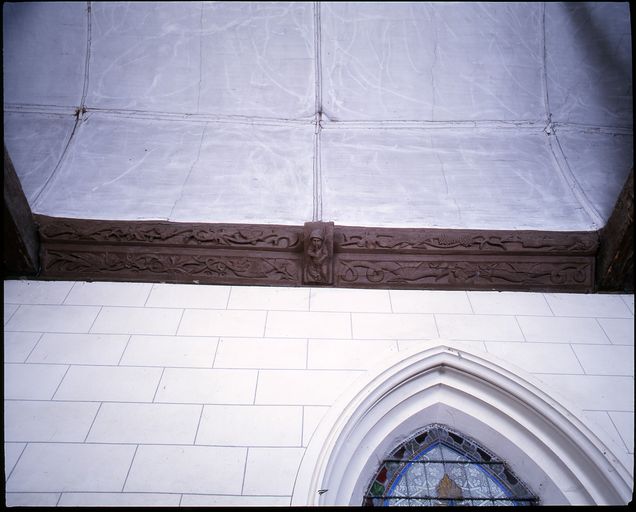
[544,293,632,318]
[91,306,183,335]
[352,313,437,339]
[321,128,595,230]
[146,283,230,309]
[214,337,306,369]
[4,280,75,305]
[58,493,182,507]
[571,344,634,376]
[228,285,310,311]
[467,291,552,316]
[64,281,153,307]
[197,405,303,446]
[4,401,99,442]
[6,493,61,507]
[178,309,267,337]
[124,445,246,494]
[170,123,315,224]
[3,3,632,230]
[86,402,202,444]
[155,368,257,404]
[6,443,136,492]
[4,363,69,400]
[390,290,472,314]
[620,295,634,315]
[120,335,218,368]
[5,305,100,333]
[517,316,610,344]
[308,339,398,369]
[556,130,633,224]
[4,303,19,325]
[53,365,162,402]
[485,342,584,374]
[3,113,77,204]
[310,287,392,313]
[3,2,86,106]
[534,374,634,412]
[4,332,42,363]
[398,339,486,353]
[302,406,330,447]
[181,495,291,507]
[546,2,632,128]
[322,2,544,121]
[266,311,351,339]
[27,333,129,365]
[243,447,305,495]
[4,443,26,481]
[256,369,363,406]
[435,314,523,341]
[609,411,635,453]
[33,116,205,220]
[597,318,635,345]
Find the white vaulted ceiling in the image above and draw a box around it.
[3,2,633,229]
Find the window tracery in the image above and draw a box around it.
[364,424,539,507]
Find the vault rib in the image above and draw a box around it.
[32,1,93,210]
[313,1,323,222]
[547,131,605,229]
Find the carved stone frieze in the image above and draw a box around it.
[336,257,593,290]
[41,248,300,284]
[34,215,598,291]
[336,227,598,254]
[35,215,302,251]
[303,221,334,285]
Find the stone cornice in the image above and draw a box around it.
[34,215,599,292]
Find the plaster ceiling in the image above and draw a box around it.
[3,2,633,230]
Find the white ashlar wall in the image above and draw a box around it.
[3,280,634,506]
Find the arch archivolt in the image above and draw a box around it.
[292,340,632,506]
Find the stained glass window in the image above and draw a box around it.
[363,424,539,506]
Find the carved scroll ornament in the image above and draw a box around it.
[34,215,597,292]
[36,216,302,250]
[336,258,593,289]
[337,228,598,254]
[42,249,299,283]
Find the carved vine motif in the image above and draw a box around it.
[337,260,592,287]
[338,231,598,253]
[43,250,299,281]
[38,219,302,249]
[34,215,597,291]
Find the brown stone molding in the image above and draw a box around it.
[303,221,334,285]
[335,256,593,290]
[4,145,39,276]
[33,215,599,292]
[335,226,598,255]
[41,247,300,285]
[38,217,303,251]
[596,168,634,292]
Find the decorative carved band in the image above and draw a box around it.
[335,257,593,290]
[37,216,303,251]
[40,247,300,285]
[34,215,599,292]
[336,226,599,255]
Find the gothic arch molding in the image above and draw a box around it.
[291,340,632,506]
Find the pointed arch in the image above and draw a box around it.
[292,340,632,506]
